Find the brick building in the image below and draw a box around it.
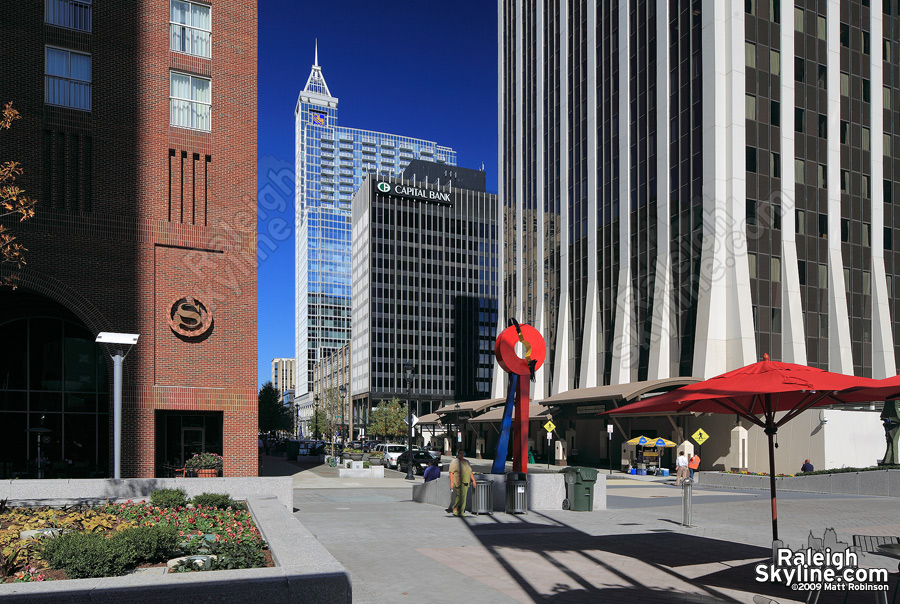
[0,1,258,477]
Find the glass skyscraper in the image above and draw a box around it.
[294,47,457,406]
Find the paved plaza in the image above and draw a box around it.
[262,454,900,603]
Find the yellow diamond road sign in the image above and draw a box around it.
[692,428,709,445]
[543,420,556,433]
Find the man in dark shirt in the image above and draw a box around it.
[423,459,441,482]
[801,459,814,473]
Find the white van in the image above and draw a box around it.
[373,443,406,468]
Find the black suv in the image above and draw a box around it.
[396,450,436,475]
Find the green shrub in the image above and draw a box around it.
[41,525,179,578]
[192,493,236,510]
[41,532,131,578]
[149,487,188,509]
[209,539,266,570]
[116,525,178,562]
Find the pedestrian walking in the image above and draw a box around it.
[449,450,476,516]
[674,450,689,486]
[688,452,700,480]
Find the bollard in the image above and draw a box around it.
[681,478,694,527]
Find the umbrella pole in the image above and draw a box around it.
[767,425,778,542]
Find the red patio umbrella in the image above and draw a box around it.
[833,374,900,403]
[603,355,878,540]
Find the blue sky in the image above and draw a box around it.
[256,0,499,386]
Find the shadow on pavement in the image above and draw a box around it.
[455,510,814,603]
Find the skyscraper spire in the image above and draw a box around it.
[303,39,331,97]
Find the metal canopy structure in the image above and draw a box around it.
[542,377,701,407]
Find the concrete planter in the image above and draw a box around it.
[0,482,351,603]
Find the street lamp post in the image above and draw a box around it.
[339,384,348,445]
[314,394,320,441]
[404,362,416,481]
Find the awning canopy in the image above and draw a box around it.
[542,377,700,406]
[435,398,504,416]
[469,404,553,424]
[416,412,442,425]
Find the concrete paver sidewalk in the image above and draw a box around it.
[261,453,898,603]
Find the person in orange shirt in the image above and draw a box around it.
[688,452,700,480]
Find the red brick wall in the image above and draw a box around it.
[0,1,259,477]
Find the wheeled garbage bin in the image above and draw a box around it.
[561,466,599,511]
[286,440,299,462]
[470,473,494,515]
[505,472,528,514]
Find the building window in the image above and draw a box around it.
[170,72,211,131]
[862,127,870,151]
[819,215,828,238]
[819,264,828,288]
[840,120,849,144]
[747,146,758,173]
[770,151,781,177]
[840,72,850,96]
[817,65,827,89]
[746,94,757,120]
[796,209,806,235]
[840,170,850,193]
[748,253,758,278]
[746,42,757,68]
[771,203,782,230]
[886,226,893,251]
[771,100,780,126]
[772,308,782,334]
[795,159,805,184]
[863,223,871,247]
[844,268,852,292]
[886,39,892,61]
[885,86,892,110]
[747,199,757,225]
[818,114,827,138]
[818,15,827,40]
[818,313,828,338]
[770,50,781,76]
[841,219,850,242]
[795,7,804,31]
[795,58,805,82]
[798,260,807,285]
[862,175,870,198]
[170,0,211,59]
[863,78,871,102]
[840,22,849,46]
[863,30,870,55]
[771,257,782,282]
[818,164,827,188]
[886,134,892,158]
[44,46,91,111]
[770,0,780,22]
[45,0,92,31]
[747,0,756,15]
[795,108,804,133]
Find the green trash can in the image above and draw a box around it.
[562,466,599,511]
[286,440,299,462]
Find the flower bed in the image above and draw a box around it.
[0,489,270,583]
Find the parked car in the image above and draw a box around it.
[362,441,377,452]
[372,443,406,468]
[396,450,436,475]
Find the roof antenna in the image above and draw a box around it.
[314,39,319,67]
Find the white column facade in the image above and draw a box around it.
[647,0,672,380]
[779,1,808,365]
[825,0,854,374]
[610,0,633,384]
[692,0,757,378]
[870,8,896,378]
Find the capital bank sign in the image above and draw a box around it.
[375,181,451,206]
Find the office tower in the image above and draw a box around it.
[350,169,499,433]
[294,48,457,412]
[499,0,900,397]
[0,1,258,476]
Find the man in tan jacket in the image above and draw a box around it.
[449,450,476,516]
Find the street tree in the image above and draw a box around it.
[320,387,347,457]
[258,381,292,435]
[1,102,37,285]
[369,398,407,442]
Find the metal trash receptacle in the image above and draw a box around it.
[562,466,599,511]
[470,474,494,515]
[505,472,528,514]
[286,441,299,462]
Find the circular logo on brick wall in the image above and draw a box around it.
[376,182,391,193]
[167,297,213,338]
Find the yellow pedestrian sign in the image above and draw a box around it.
[543,420,556,433]
[692,428,709,445]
